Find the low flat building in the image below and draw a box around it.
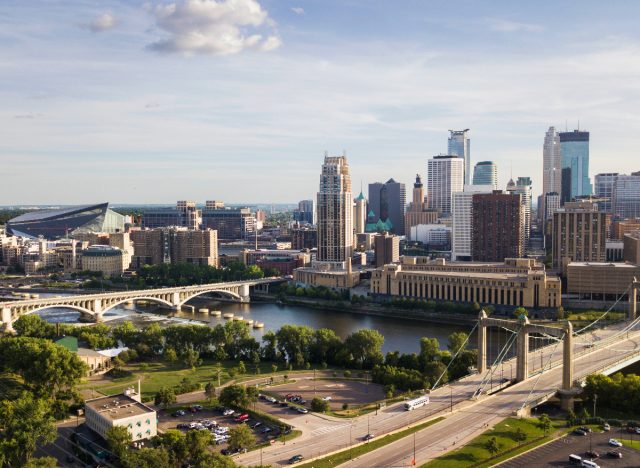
[85,389,157,442]
[624,231,640,265]
[293,259,360,290]
[371,257,561,309]
[567,261,640,300]
[242,249,310,276]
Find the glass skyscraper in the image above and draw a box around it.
[560,130,592,202]
[448,129,471,185]
[472,161,497,189]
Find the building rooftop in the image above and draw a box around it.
[568,262,640,269]
[85,394,155,421]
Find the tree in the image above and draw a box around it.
[0,393,56,467]
[514,307,528,319]
[24,457,57,468]
[204,382,216,404]
[124,448,171,468]
[185,430,213,463]
[155,387,177,408]
[513,427,527,444]
[194,453,237,468]
[153,429,188,467]
[228,424,256,451]
[271,363,278,374]
[447,332,468,355]
[182,348,201,369]
[246,386,259,406]
[237,360,247,374]
[106,425,132,461]
[344,329,385,368]
[164,348,178,364]
[538,413,552,435]
[13,315,55,338]
[484,436,501,457]
[219,384,250,408]
[579,407,590,421]
[311,397,330,412]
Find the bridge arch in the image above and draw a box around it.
[22,304,96,320]
[102,296,174,315]
[178,289,241,308]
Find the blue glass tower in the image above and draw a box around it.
[560,130,592,202]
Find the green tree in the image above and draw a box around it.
[24,457,57,468]
[447,332,469,355]
[0,394,56,467]
[513,427,527,444]
[579,407,590,420]
[106,425,132,461]
[153,429,188,467]
[311,397,330,412]
[185,429,213,464]
[155,386,177,408]
[124,448,171,468]
[344,329,385,368]
[485,436,501,457]
[219,384,250,408]
[514,307,528,319]
[193,453,237,468]
[237,360,247,374]
[13,315,55,338]
[164,347,178,364]
[538,413,552,435]
[182,348,201,369]
[204,382,216,404]
[228,424,256,451]
[271,363,278,374]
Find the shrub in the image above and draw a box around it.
[311,397,330,412]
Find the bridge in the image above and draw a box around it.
[0,278,282,332]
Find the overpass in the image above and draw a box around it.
[0,278,282,332]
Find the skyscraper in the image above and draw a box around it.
[427,155,464,217]
[472,191,524,262]
[448,129,471,185]
[472,161,498,189]
[541,127,561,218]
[452,184,494,261]
[594,173,619,213]
[514,177,533,248]
[404,174,439,239]
[613,172,640,219]
[316,155,353,265]
[353,192,367,235]
[293,200,316,225]
[367,179,406,235]
[560,130,592,202]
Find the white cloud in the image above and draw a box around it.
[487,18,542,33]
[88,12,116,33]
[147,0,281,55]
[291,7,305,15]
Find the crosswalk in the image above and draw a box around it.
[311,423,351,436]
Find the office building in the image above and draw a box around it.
[143,201,201,230]
[371,257,561,309]
[291,226,318,250]
[514,177,533,248]
[594,173,619,213]
[6,203,125,240]
[623,231,640,265]
[544,192,561,221]
[427,155,464,217]
[293,200,316,225]
[612,172,640,220]
[541,127,562,219]
[472,191,524,262]
[560,130,592,202]
[552,201,607,273]
[201,203,256,240]
[452,185,494,261]
[612,219,640,240]
[448,129,471,185]
[353,192,367,235]
[567,262,640,300]
[366,179,406,235]
[81,245,127,277]
[472,161,498,189]
[242,249,310,276]
[374,233,400,267]
[85,389,157,442]
[131,228,218,268]
[410,224,452,251]
[404,174,439,240]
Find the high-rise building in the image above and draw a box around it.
[374,233,400,267]
[552,201,607,273]
[316,155,353,265]
[293,200,316,225]
[427,155,464,217]
[472,191,524,262]
[560,130,592,202]
[594,173,619,213]
[514,177,533,248]
[201,203,256,240]
[472,161,497,189]
[541,127,561,219]
[544,192,561,221]
[366,179,406,235]
[131,228,218,268]
[452,185,494,261]
[143,201,201,230]
[448,129,471,185]
[404,174,439,240]
[353,192,367,235]
[612,172,640,220]
[291,226,318,250]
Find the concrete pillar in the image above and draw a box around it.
[630,279,638,321]
[239,284,250,303]
[563,322,573,391]
[2,307,14,333]
[516,320,530,382]
[560,393,575,412]
[477,310,487,373]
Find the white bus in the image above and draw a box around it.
[404,395,430,411]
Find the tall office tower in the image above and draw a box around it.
[544,192,561,221]
[560,129,592,203]
[353,192,367,235]
[472,161,498,189]
[175,201,201,230]
[452,185,494,261]
[448,129,471,185]
[427,155,464,217]
[594,173,619,213]
[472,191,524,262]
[613,172,640,219]
[552,201,607,273]
[171,229,218,266]
[514,177,533,248]
[541,127,561,219]
[293,200,316,225]
[201,203,256,240]
[367,179,406,235]
[316,155,353,264]
[142,201,201,230]
[404,174,439,239]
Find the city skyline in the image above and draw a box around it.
[3,0,640,204]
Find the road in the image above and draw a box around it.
[237,321,640,467]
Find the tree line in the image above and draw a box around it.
[584,373,640,414]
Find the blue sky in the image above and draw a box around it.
[2,0,640,204]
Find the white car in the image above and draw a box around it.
[322,396,332,401]
[603,423,610,432]
[222,409,234,416]
[609,438,623,447]
[265,396,277,403]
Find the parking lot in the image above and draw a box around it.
[499,429,640,467]
[263,378,385,411]
[158,404,287,454]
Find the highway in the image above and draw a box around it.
[237,320,640,467]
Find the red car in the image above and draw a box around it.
[234,413,249,423]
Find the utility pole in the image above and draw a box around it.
[593,394,597,418]
[350,423,353,460]
[450,387,453,412]
[413,431,416,466]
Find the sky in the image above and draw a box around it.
[2,0,640,205]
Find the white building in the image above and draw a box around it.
[541,127,561,220]
[85,388,157,442]
[513,177,533,249]
[544,192,561,221]
[427,155,464,217]
[410,224,452,250]
[451,185,493,261]
[613,172,640,219]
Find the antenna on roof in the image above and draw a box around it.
[565,119,568,132]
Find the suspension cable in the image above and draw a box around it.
[431,321,479,391]
[573,283,632,336]
[520,331,565,412]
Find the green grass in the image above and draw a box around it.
[621,439,640,451]
[423,417,565,468]
[296,417,445,468]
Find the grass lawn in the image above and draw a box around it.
[621,439,640,451]
[296,417,445,468]
[423,417,564,468]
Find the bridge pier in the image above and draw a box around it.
[630,278,639,321]
[477,310,487,374]
[2,307,14,333]
[516,320,530,382]
[239,284,250,303]
[563,322,573,391]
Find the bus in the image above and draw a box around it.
[404,395,430,411]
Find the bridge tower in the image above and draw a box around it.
[630,277,639,321]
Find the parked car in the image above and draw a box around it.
[573,429,587,436]
[192,405,203,411]
[363,433,375,441]
[265,396,277,403]
[607,450,622,459]
[297,407,308,414]
[585,450,599,459]
[608,439,623,447]
[279,401,288,407]
[172,410,186,417]
[288,454,303,464]
[261,426,272,434]
[578,426,592,433]
[322,396,332,401]
[602,423,610,432]
[234,413,249,423]
[222,408,235,416]
[177,423,189,429]
[249,421,262,429]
